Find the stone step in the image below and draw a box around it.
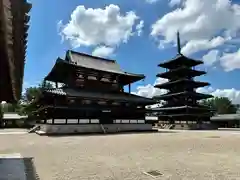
[28,126,40,133]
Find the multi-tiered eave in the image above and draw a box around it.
[158,54,203,69]
[157,66,206,79]
[44,58,145,86]
[154,78,210,89]
[0,0,31,102]
[153,52,213,120]
[33,50,156,122]
[154,91,213,101]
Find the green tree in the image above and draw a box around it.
[1,103,17,112]
[0,81,54,118]
[23,81,53,103]
[21,81,53,116]
[1,101,27,116]
[200,97,237,114]
[23,87,41,103]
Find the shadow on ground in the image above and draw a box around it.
[0,157,40,180]
[42,130,178,138]
[23,158,40,180]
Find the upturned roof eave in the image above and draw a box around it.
[151,105,212,111]
[154,79,210,89]
[42,87,156,105]
[0,0,31,102]
[44,58,145,85]
[67,50,145,81]
[153,91,213,100]
[157,113,212,117]
[158,54,203,68]
[156,68,206,78]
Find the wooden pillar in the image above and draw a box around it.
[128,84,131,93]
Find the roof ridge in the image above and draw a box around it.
[68,50,116,63]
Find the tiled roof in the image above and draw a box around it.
[158,54,203,68]
[154,79,210,89]
[67,51,145,78]
[44,57,145,85]
[44,88,155,104]
[150,105,210,111]
[153,91,213,100]
[45,88,67,95]
[69,51,124,75]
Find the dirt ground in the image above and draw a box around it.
[0,129,240,180]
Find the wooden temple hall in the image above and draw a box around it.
[33,50,156,134]
[150,33,214,130]
[0,0,31,103]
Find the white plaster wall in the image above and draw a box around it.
[54,119,66,124]
[67,119,78,124]
[39,124,153,134]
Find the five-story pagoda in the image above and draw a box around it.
[153,33,213,126]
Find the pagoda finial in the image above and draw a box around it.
[177,31,181,54]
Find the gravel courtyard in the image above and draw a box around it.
[1,130,240,180]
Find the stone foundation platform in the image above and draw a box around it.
[36,124,154,135]
[170,123,218,130]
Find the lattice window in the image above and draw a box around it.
[68,99,75,104]
[98,101,107,105]
[82,100,92,104]
[101,77,110,82]
[112,102,120,106]
[77,74,84,78]
[87,75,97,80]
[75,79,84,87]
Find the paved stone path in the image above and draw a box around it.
[0,132,27,135]
[0,130,240,179]
[0,129,28,135]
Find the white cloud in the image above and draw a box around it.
[212,89,240,104]
[202,50,220,66]
[146,0,160,4]
[58,4,143,57]
[92,46,115,58]
[196,86,214,94]
[182,36,225,56]
[136,20,144,36]
[132,78,168,98]
[220,48,240,71]
[169,0,181,7]
[133,79,240,104]
[151,0,240,56]
[198,86,240,104]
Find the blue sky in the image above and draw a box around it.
[25,0,240,103]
